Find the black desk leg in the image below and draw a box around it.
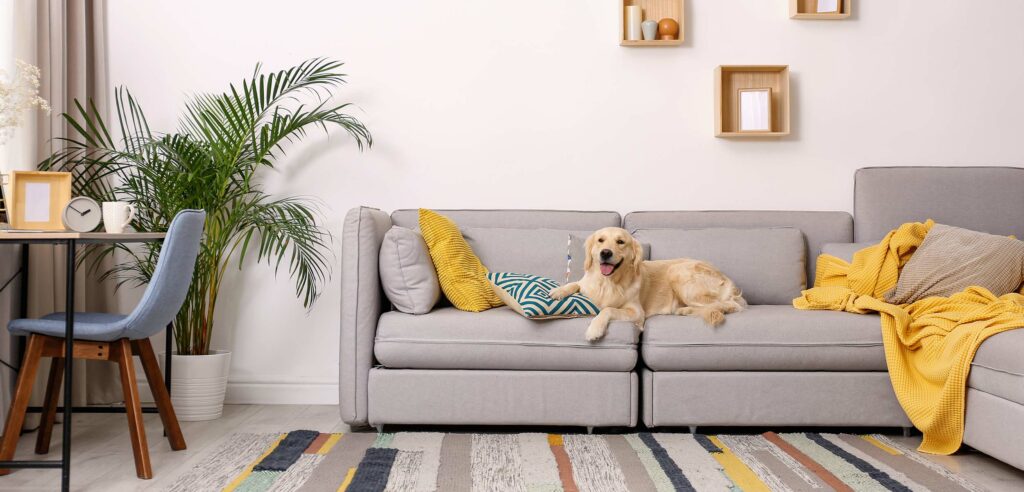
[61,240,75,491]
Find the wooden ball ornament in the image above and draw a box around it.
[657,18,679,40]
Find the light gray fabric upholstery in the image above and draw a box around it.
[642,370,912,427]
[624,211,852,285]
[854,166,1024,242]
[969,329,1024,406]
[634,228,806,305]
[462,228,593,281]
[368,368,638,427]
[963,388,1024,471]
[820,242,876,263]
[378,226,439,314]
[340,207,393,426]
[391,209,621,230]
[9,210,206,342]
[375,307,637,371]
[641,306,885,371]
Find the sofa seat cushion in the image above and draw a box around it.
[375,307,638,371]
[641,305,885,371]
[970,329,1024,406]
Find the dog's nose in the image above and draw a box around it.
[600,249,613,260]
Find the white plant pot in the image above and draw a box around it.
[158,350,231,421]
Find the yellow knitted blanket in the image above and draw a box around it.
[794,220,1024,454]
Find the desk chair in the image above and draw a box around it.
[0,209,206,479]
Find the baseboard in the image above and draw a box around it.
[137,377,339,405]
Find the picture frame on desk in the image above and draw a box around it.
[9,171,73,230]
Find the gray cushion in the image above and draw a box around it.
[641,305,885,371]
[374,307,638,371]
[391,209,621,230]
[378,226,440,314]
[970,329,1024,406]
[625,211,852,287]
[854,166,1024,242]
[820,242,876,263]
[885,224,1024,304]
[461,228,592,282]
[633,227,806,305]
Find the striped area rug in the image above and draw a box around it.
[165,431,982,491]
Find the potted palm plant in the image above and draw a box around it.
[41,59,370,420]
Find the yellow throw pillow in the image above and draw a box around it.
[418,209,503,312]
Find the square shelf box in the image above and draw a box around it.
[620,0,684,46]
[715,65,791,138]
[790,0,851,19]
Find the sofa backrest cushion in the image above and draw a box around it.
[624,211,852,284]
[633,227,806,305]
[391,209,621,230]
[462,227,591,282]
[854,167,1024,242]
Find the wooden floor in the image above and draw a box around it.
[0,404,1022,491]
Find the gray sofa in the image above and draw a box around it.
[339,166,1024,471]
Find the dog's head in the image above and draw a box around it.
[584,227,643,278]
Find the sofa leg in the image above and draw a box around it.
[689,426,698,434]
[902,427,913,437]
[586,426,594,435]
[375,424,384,434]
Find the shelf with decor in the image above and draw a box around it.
[715,65,790,138]
[790,0,851,19]
[620,0,684,46]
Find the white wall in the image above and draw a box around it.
[106,0,1024,404]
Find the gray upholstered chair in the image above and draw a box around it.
[0,209,205,479]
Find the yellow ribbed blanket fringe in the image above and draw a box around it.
[794,220,1024,454]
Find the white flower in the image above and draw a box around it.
[0,60,51,146]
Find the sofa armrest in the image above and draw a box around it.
[339,206,393,425]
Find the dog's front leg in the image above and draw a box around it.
[548,282,580,300]
[585,306,642,342]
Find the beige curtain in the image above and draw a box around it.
[15,0,121,409]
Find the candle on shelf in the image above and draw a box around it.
[625,5,642,41]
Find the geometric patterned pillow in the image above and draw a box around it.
[486,272,599,319]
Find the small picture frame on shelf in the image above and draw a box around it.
[737,88,773,133]
[816,0,840,13]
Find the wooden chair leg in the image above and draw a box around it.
[34,357,65,454]
[0,335,46,475]
[115,338,152,479]
[132,339,185,450]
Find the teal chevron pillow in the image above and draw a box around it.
[486,272,599,319]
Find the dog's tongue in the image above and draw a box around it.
[600,263,615,276]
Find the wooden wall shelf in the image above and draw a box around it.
[715,65,791,138]
[790,0,851,19]
[620,0,684,46]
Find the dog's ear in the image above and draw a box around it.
[631,237,643,270]
[583,233,596,272]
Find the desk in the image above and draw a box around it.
[0,231,165,491]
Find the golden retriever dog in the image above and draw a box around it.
[549,227,746,341]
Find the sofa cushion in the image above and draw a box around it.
[854,166,1024,242]
[391,209,621,230]
[624,210,853,286]
[885,224,1024,304]
[487,273,599,319]
[461,228,591,282]
[969,329,1024,406]
[379,226,440,314]
[375,307,638,371]
[419,209,503,312]
[641,305,885,371]
[820,242,876,263]
[633,228,806,305]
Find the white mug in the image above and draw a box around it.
[102,202,135,234]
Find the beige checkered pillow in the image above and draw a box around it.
[885,224,1024,304]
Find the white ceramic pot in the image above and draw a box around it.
[158,350,231,421]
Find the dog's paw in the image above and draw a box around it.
[585,323,607,342]
[548,286,571,300]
